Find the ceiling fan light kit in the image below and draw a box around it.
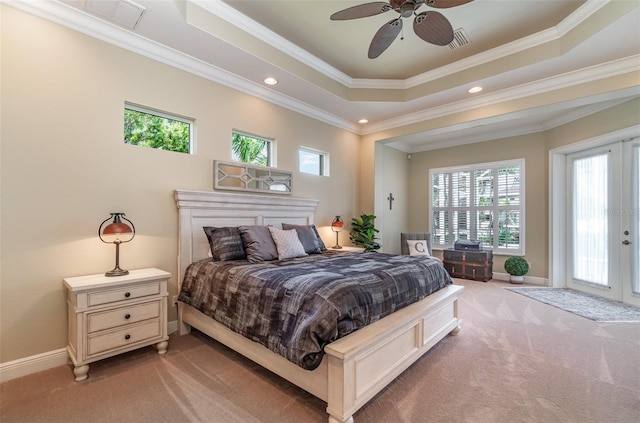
[331,0,473,59]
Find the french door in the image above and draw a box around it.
[566,139,640,306]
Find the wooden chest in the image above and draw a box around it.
[443,249,493,282]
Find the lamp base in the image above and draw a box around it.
[332,245,342,249]
[105,268,129,277]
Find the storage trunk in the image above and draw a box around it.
[443,249,493,282]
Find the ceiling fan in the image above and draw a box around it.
[330,0,473,59]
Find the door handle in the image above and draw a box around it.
[622,240,630,245]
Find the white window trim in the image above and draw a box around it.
[125,103,194,154]
[429,159,525,255]
[299,146,329,176]
[232,129,275,167]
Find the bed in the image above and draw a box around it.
[175,189,463,423]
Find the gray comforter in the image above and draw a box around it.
[178,251,452,370]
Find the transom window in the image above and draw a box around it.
[299,147,329,176]
[124,104,192,154]
[430,159,525,254]
[232,131,273,166]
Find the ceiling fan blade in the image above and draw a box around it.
[425,0,473,9]
[330,2,392,20]
[368,18,402,59]
[413,11,454,46]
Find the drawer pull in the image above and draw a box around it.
[124,334,131,340]
[125,314,131,319]
[124,292,131,298]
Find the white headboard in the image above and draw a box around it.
[174,190,319,286]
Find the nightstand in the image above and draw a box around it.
[328,246,365,253]
[63,268,171,381]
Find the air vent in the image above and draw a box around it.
[85,0,146,30]
[448,28,470,50]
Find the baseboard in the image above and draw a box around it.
[492,272,548,286]
[0,348,69,383]
[0,320,181,383]
[168,319,179,335]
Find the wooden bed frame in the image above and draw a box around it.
[175,189,463,423]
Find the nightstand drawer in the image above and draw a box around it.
[87,319,162,356]
[87,301,161,333]
[88,281,161,307]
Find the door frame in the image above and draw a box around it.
[565,142,622,300]
[549,126,640,292]
[621,138,640,305]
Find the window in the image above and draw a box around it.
[232,131,273,166]
[430,159,524,254]
[299,147,329,176]
[124,104,192,153]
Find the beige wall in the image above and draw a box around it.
[406,133,548,277]
[546,98,640,151]
[0,7,360,362]
[374,144,410,254]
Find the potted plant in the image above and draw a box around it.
[349,214,381,252]
[504,256,529,284]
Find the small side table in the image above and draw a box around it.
[63,268,171,381]
[328,246,365,253]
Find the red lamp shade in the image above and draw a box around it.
[99,213,135,277]
[102,221,133,236]
[331,216,343,249]
[331,216,344,232]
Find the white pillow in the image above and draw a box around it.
[407,240,430,256]
[268,227,308,260]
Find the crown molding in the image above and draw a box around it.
[6,0,634,140]
[363,55,640,135]
[190,0,355,87]
[197,0,610,91]
[394,97,635,154]
[4,0,359,133]
[403,0,610,89]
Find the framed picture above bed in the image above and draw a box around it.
[214,160,293,194]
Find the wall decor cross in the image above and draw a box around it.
[387,193,395,210]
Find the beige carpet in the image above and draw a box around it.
[2,279,639,423]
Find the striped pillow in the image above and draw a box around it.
[203,227,246,261]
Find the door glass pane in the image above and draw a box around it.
[572,153,608,286]
[634,145,640,294]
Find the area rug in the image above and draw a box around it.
[505,287,640,322]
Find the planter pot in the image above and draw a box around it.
[510,275,524,284]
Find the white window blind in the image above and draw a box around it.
[430,160,525,254]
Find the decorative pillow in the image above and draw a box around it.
[268,227,308,260]
[311,225,327,251]
[407,240,431,256]
[203,226,246,261]
[281,223,323,254]
[238,225,279,262]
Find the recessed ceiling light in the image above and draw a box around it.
[468,86,483,94]
[264,77,278,85]
[358,119,368,124]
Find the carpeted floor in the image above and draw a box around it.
[505,287,640,322]
[1,279,639,423]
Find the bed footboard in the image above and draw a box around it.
[178,284,462,423]
[323,284,462,423]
